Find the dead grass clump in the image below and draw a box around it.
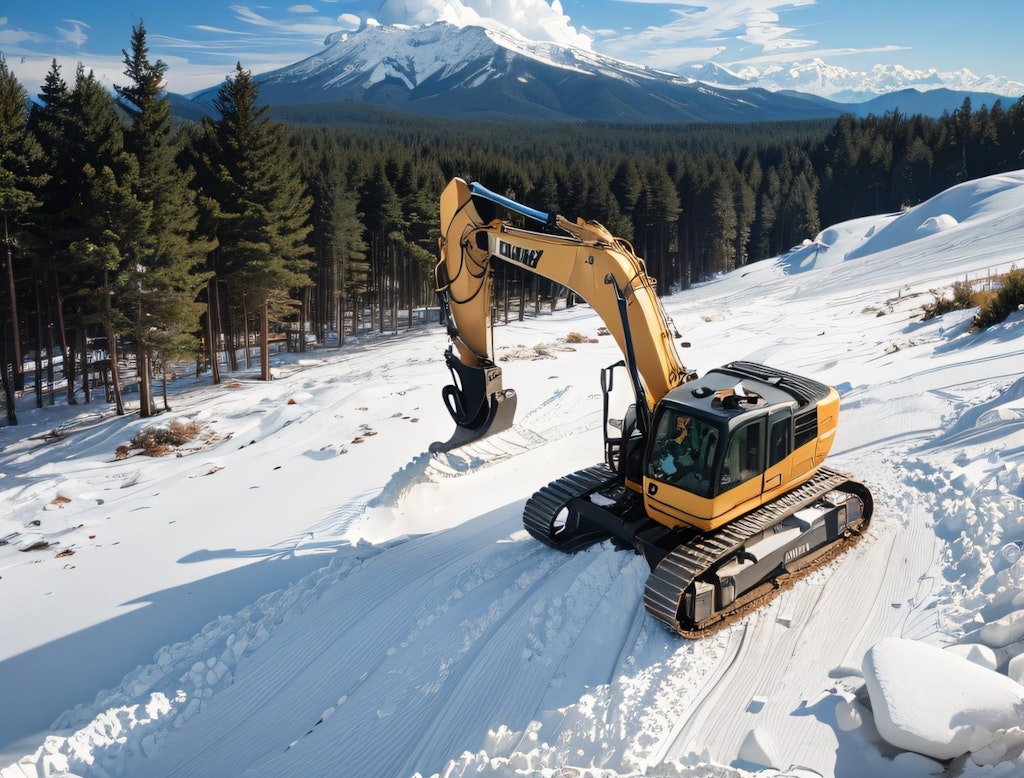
[974,268,1024,329]
[563,331,598,344]
[125,419,203,458]
[922,279,978,320]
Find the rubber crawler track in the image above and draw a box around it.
[644,466,872,636]
[522,464,619,552]
[521,463,872,639]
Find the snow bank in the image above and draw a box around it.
[917,213,958,234]
[863,637,1024,762]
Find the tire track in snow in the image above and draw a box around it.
[153,523,642,777]
[34,363,631,777]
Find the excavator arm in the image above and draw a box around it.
[432,177,690,452]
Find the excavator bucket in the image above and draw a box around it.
[429,348,518,453]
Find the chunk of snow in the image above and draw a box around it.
[1008,653,1024,685]
[818,227,840,246]
[969,609,1024,648]
[917,214,958,234]
[863,637,1024,760]
[945,642,998,670]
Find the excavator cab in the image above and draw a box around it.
[642,361,839,533]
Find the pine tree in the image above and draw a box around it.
[25,60,76,406]
[62,65,148,415]
[115,21,212,415]
[334,187,369,341]
[298,136,367,344]
[358,163,403,333]
[196,63,313,380]
[0,55,46,420]
[633,166,680,290]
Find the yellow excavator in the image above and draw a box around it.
[432,178,872,637]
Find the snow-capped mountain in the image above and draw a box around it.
[184,22,1021,124]
[721,58,1024,103]
[188,21,843,123]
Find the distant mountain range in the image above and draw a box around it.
[177,21,1023,125]
[684,59,1024,104]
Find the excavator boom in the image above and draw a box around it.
[433,178,689,451]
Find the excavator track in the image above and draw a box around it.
[521,464,871,639]
[644,466,872,637]
[522,464,621,553]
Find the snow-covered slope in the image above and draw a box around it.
[2,172,1024,777]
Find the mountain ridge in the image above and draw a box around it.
[178,22,1020,125]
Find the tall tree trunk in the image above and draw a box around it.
[80,327,91,403]
[390,243,398,333]
[338,247,346,348]
[33,278,44,408]
[242,295,251,370]
[3,214,23,392]
[259,298,271,381]
[0,313,16,425]
[136,295,153,417]
[206,279,221,384]
[52,272,76,405]
[137,349,153,417]
[103,271,125,415]
[342,290,350,348]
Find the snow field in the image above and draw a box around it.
[3,170,1024,777]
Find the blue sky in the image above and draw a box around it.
[1,0,1021,95]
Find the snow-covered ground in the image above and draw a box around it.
[2,171,1024,778]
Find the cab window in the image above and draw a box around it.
[648,409,719,497]
[720,419,765,491]
[769,418,790,467]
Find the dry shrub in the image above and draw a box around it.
[127,419,202,457]
[975,269,1024,329]
[922,279,977,320]
[972,289,998,317]
[564,331,598,344]
[923,268,1024,328]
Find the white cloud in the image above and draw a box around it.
[56,18,89,48]
[0,28,40,48]
[336,14,362,30]
[376,0,592,50]
[592,1,825,71]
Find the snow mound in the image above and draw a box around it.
[863,637,1024,761]
[818,227,841,247]
[917,213,959,234]
[778,213,896,273]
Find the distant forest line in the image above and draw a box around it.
[2,24,1024,424]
